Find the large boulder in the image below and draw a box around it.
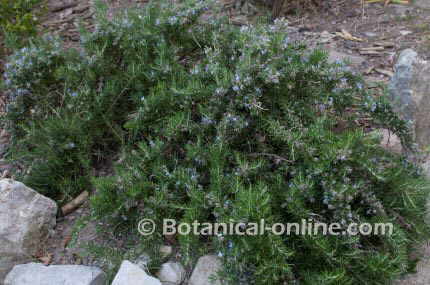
[0,179,57,283]
[112,260,161,285]
[415,0,430,9]
[157,262,185,285]
[389,48,430,285]
[388,49,430,154]
[4,263,106,285]
[189,255,222,285]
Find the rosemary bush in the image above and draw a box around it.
[0,0,42,46]
[2,0,429,283]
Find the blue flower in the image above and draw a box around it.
[202,116,214,125]
[168,16,178,25]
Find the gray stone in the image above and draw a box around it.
[422,160,430,179]
[4,263,106,285]
[388,49,430,154]
[390,5,413,18]
[363,32,378,38]
[0,179,57,283]
[112,260,161,285]
[67,220,98,255]
[389,48,430,285]
[415,0,430,9]
[189,255,222,285]
[157,262,185,285]
[327,50,365,66]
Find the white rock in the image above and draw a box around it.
[112,260,161,285]
[399,30,413,36]
[157,262,185,285]
[4,263,106,285]
[189,255,222,285]
[0,179,57,282]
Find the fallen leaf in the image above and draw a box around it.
[365,66,375,74]
[360,46,385,51]
[38,253,53,265]
[359,50,383,55]
[336,29,364,42]
[375,68,394,77]
[374,41,395,47]
[62,235,72,249]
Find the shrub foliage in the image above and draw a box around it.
[0,0,42,41]
[2,0,429,283]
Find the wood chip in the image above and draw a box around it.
[336,29,364,42]
[375,68,394,77]
[360,46,385,51]
[44,17,76,26]
[62,235,72,249]
[81,12,95,21]
[366,81,382,88]
[366,0,410,4]
[38,253,53,265]
[365,66,375,74]
[374,41,395,47]
[74,5,91,14]
[50,3,78,13]
[61,191,89,216]
[359,50,383,55]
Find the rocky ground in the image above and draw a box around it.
[1,0,430,284]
